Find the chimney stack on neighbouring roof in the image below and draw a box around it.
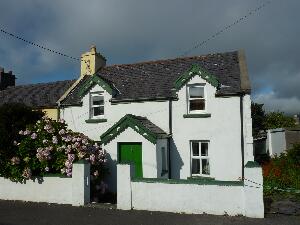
[80,45,106,78]
[0,67,16,90]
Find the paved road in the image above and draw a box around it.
[0,200,299,225]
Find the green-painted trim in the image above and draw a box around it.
[183,113,211,118]
[85,118,107,123]
[131,177,244,186]
[42,174,70,178]
[245,161,260,168]
[100,114,164,145]
[77,74,115,98]
[188,176,215,181]
[110,97,177,104]
[174,64,220,91]
[75,159,89,164]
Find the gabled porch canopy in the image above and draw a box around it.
[100,114,169,145]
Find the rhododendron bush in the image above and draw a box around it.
[3,116,107,183]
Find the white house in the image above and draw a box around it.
[58,46,255,193]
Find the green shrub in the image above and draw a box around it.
[263,144,300,197]
[0,103,44,178]
[1,116,107,184]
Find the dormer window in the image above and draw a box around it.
[90,92,104,118]
[188,84,205,113]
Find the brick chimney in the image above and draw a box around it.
[80,45,106,78]
[0,67,16,90]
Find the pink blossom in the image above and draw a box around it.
[59,118,65,124]
[44,124,52,131]
[22,167,32,179]
[42,139,48,144]
[11,156,20,165]
[31,133,37,139]
[13,140,18,146]
[68,154,75,162]
[52,136,58,144]
[65,160,72,168]
[45,167,49,172]
[19,130,24,135]
[23,129,31,135]
[93,170,99,177]
[58,129,66,135]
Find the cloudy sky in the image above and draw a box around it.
[0,0,299,114]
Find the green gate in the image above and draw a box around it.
[118,143,143,178]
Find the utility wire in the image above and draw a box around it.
[0,27,81,61]
[180,0,272,56]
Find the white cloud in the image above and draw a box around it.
[253,92,300,115]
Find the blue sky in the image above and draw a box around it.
[0,0,299,114]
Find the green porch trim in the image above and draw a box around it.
[100,114,162,145]
[174,64,220,90]
[77,74,115,98]
[183,113,211,118]
[245,161,260,168]
[85,118,107,123]
[131,177,244,186]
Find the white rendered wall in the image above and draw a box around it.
[156,139,168,178]
[103,128,158,192]
[60,85,170,141]
[0,162,90,206]
[171,75,243,181]
[61,75,250,182]
[243,95,254,163]
[117,164,264,218]
[267,128,286,156]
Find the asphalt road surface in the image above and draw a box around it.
[0,200,299,225]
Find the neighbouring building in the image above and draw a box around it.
[254,127,300,159]
[0,66,75,120]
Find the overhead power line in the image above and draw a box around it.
[180,0,272,56]
[0,28,80,61]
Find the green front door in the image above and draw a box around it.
[118,143,143,178]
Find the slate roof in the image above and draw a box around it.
[129,114,168,137]
[0,80,75,108]
[100,114,169,145]
[61,50,248,106]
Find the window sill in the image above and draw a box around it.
[85,118,107,123]
[183,113,211,118]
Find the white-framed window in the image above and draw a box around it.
[187,84,206,113]
[190,140,210,176]
[90,92,104,118]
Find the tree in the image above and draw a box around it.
[251,102,267,137]
[265,111,295,129]
[251,102,296,137]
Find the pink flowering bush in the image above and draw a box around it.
[6,116,107,183]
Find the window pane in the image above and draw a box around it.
[201,142,208,156]
[202,159,210,175]
[189,86,204,98]
[192,159,200,174]
[190,99,205,111]
[93,95,104,105]
[192,142,199,156]
[93,106,104,116]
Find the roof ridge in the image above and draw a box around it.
[104,50,238,69]
[6,79,76,89]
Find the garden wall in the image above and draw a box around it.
[117,163,264,218]
[0,162,90,206]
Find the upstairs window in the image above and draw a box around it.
[188,84,205,113]
[191,141,210,176]
[90,92,104,118]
